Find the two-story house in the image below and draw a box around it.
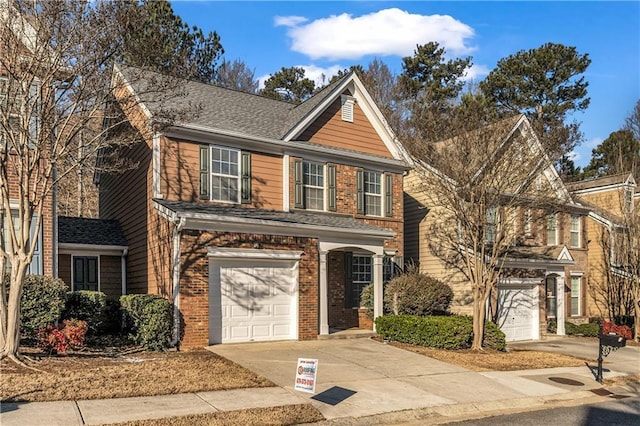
[404,115,590,342]
[100,65,410,348]
[566,173,637,322]
[0,2,55,278]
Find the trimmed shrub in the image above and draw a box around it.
[384,267,453,316]
[375,314,506,351]
[9,274,68,339]
[548,320,599,337]
[120,294,173,351]
[62,291,107,335]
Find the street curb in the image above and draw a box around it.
[300,390,615,425]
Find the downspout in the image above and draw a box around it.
[171,217,186,347]
[52,163,58,277]
[120,248,128,295]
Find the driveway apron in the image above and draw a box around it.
[208,338,526,419]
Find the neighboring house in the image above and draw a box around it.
[404,116,590,342]
[99,65,410,348]
[0,2,55,278]
[566,173,637,321]
[57,216,128,298]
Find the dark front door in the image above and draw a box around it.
[73,256,98,291]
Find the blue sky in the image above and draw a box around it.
[171,1,640,168]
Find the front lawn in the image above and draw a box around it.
[384,340,589,371]
[1,348,273,402]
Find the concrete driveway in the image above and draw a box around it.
[509,336,640,376]
[207,338,605,420]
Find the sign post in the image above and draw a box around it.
[294,358,318,393]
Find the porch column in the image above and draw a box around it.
[373,254,384,332]
[319,250,329,335]
[556,273,566,335]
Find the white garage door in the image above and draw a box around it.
[496,284,539,342]
[209,259,298,344]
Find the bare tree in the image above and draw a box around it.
[407,104,566,349]
[0,0,191,361]
[215,59,259,94]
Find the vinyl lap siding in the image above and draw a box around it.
[162,138,283,209]
[297,97,392,158]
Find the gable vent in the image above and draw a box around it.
[341,95,355,123]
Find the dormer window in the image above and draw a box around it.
[341,95,355,122]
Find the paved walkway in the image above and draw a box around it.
[1,337,638,425]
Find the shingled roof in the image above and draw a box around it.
[117,65,351,140]
[565,173,635,192]
[153,199,394,238]
[58,216,128,247]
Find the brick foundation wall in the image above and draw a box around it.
[178,231,318,349]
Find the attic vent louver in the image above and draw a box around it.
[341,95,355,122]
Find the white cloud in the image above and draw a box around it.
[274,15,308,27]
[463,64,490,82]
[257,64,345,90]
[276,8,475,61]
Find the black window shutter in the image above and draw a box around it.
[199,145,210,199]
[356,168,364,215]
[344,252,354,308]
[384,173,393,217]
[327,164,337,211]
[294,159,304,209]
[241,151,251,204]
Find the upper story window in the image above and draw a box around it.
[485,205,499,243]
[624,187,633,213]
[303,161,325,211]
[523,208,532,236]
[364,171,382,216]
[570,215,581,247]
[546,213,558,245]
[0,76,40,145]
[199,144,251,204]
[356,169,393,217]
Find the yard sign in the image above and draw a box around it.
[294,358,318,393]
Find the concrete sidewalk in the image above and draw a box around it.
[1,337,637,425]
[0,387,309,426]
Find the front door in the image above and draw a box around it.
[73,256,98,291]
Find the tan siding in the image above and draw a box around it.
[297,97,393,158]
[58,254,72,289]
[99,255,122,298]
[99,102,152,294]
[162,138,283,209]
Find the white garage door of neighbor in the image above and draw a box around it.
[497,285,539,342]
[210,261,298,344]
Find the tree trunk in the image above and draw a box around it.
[1,263,28,357]
[471,288,488,350]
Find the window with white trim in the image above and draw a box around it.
[485,205,498,243]
[570,276,581,316]
[303,161,324,211]
[364,171,382,216]
[570,215,580,247]
[546,213,558,245]
[210,146,240,202]
[523,208,532,236]
[1,211,43,275]
[350,255,372,308]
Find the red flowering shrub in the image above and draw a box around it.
[602,321,633,339]
[62,319,88,349]
[36,319,88,355]
[37,325,69,355]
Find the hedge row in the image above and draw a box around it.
[375,314,506,351]
[9,275,173,350]
[547,320,599,337]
